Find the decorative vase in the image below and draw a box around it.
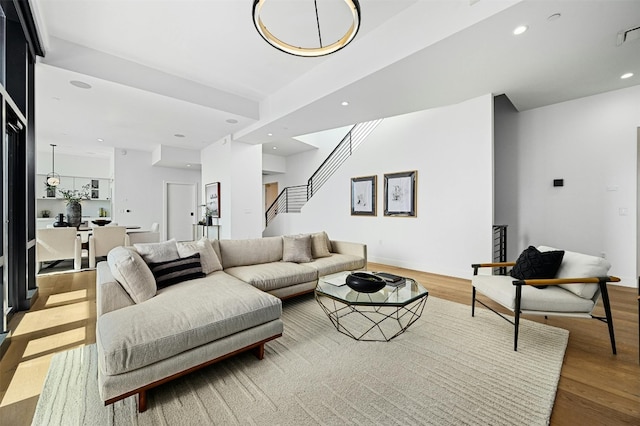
[53,213,68,227]
[345,272,386,293]
[66,201,82,228]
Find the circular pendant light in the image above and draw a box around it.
[46,144,61,186]
[252,0,361,57]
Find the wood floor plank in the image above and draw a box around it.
[0,264,638,425]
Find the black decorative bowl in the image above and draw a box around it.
[345,272,386,293]
[92,219,112,226]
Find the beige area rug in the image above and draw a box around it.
[32,295,568,425]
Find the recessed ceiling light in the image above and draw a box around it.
[272,146,277,150]
[621,72,634,79]
[267,133,273,137]
[513,25,528,35]
[174,133,185,138]
[97,138,104,142]
[341,101,349,106]
[226,118,239,124]
[70,80,92,89]
[548,13,561,21]
[186,164,191,167]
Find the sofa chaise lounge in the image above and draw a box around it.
[96,233,366,412]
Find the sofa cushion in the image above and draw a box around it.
[472,274,595,313]
[538,246,609,299]
[134,239,179,263]
[107,246,156,304]
[177,238,223,274]
[148,253,205,289]
[96,271,282,376]
[224,262,317,292]
[282,234,313,263]
[510,246,564,288]
[304,253,366,276]
[310,232,331,258]
[219,236,283,268]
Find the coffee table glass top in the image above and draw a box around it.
[316,271,428,306]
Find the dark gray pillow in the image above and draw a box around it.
[510,246,565,288]
[148,253,205,289]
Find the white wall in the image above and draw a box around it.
[36,150,112,178]
[265,94,495,279]
[495,85,640,287]
[113,148,201,234]
[202,138,263,239]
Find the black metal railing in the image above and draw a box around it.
[493,225,508,275]
[265,119,382,227]
[265,185,308,225]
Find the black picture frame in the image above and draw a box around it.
[205,182,220,218]
[384,171,417,217]
[351,175,376,216]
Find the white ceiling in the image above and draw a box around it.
[32,0,640,166]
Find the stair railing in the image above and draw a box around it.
[265,119,382,227]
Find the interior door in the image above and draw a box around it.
[265,182,279,210]
[165,182,197,241]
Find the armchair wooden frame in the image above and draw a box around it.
[472,262,620,353]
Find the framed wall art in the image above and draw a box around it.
[351,175,376,216]
[384,171,417,217]
[205,182,220,218]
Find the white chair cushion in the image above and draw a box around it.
[472,274,595,313]
[107,246,156,304]
[538,246,610,299]
[176,238,223,274]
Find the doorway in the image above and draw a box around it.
[265,182,279,211]
[164,182,197,241]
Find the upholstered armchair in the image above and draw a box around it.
[89,226,130,268]
[471,246,620,353]
[36,228,82,272]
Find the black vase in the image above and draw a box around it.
[53,213,68,227]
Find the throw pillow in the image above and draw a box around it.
[282,234,313,263]
[177,238,223,274]
[148,253,205,289]
[107,246,156,303]
[510,246,565,288]
[310,231,331,258]
[134,239,179,263]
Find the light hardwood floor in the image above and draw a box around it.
[0,263,638,425]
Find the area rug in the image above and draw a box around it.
[32,295,568,425]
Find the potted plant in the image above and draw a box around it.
[199,204,214,226]
[57,184,91,228]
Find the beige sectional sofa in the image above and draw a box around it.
[96,232,366,412]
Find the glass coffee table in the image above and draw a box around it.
[314,271,429,342]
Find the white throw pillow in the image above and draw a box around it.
[134,239,179,263]
[282,234,313,263]
[107,246,156,303]
[310,231,331,258]
[177,238,223,274]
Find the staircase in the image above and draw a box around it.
[265,119,382,227]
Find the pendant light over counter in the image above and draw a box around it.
[46,144,60,186]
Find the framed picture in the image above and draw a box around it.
[205,182,220,218]
[351,175,376,216]
[384,171,417,217]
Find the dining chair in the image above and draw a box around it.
[36,228,82,272]
[89,226,130,268]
